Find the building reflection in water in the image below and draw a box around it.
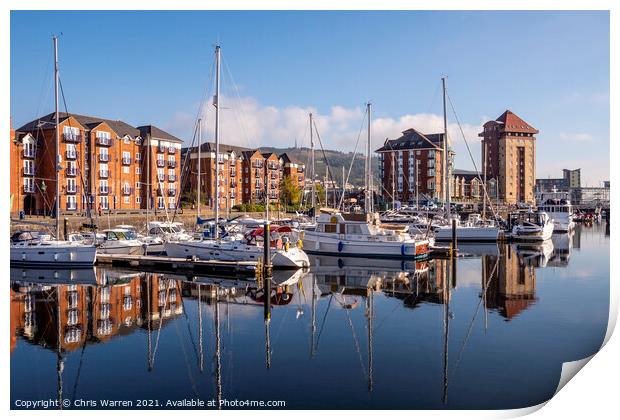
[10,236,574,406]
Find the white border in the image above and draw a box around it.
[2,1,616,419]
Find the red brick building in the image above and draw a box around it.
[479,110,538,204]
[376,129,447,203]
[11,113,182,215]
[280,153,306,190]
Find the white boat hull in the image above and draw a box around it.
[10,242,97,267]
[434,226,500,242]
[302,233,429,259]
[164,240,309,268]
[97,241,145,255]
[511,222,554,242]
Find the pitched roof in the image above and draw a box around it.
[375,129,445,153]
[279,152,304,165]
[137,125,183,143]
[453,169,480,181]
[181,142,249,156]
[494,110,538,134]
[16,112,141,138]
[242,149,262,159]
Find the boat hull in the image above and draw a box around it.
[10,243,97,267]
[302,234,429,259]
[511,223,554,242]
[97,242,145,255]
[434,226,500,242]
[164,241,309,268]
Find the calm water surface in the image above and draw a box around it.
[10,223,609,409]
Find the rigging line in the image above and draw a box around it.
[445,91,501,223]
[315,294,333,351]
[222,53,257,150]
[450,257,499,377]
[312,120,338,195]
[179,288,201,366]
[173,318,201,398]
[150,278,171,368]
[339,105,368,209]
[170,120,200,224]
[338,294,368,378]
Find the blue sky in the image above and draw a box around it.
[10,10,609,185]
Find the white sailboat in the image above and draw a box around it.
[433,77,500,243]
[10,36,96,268]
[302,103,431,259]
[164,45,309,269]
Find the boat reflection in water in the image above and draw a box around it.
[10,224,599,410]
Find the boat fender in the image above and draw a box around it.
[338,258,344,269]
[338,241,344,252]
[401,244,406,256]
[401,260,405,271]
[284,242,290,251]
[297,239,303,249]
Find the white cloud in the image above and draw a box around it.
[162,95,483,171]
[559,132,594,142]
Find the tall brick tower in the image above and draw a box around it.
[479,110,538,204]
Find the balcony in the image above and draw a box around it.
[168,160,176,168]
[22,149,35,158]
[168,203,176,210]
[96,136,111,146]
[99,187,109,194]
[267,162,279,170]
[122,187,132,195]
[168,174,176,182]
[167,189,177,197]
[122,157,131,165]
[297,167,305,173]
[270,172,277,179]
[252,161,263,168]
[158,145,165,153]
[63,133,82,143]
[66,167,76,177]
[66,185,77,194]
[66,150,77,160]
[230,181,237,188]
[66,201,77,211]
[157,174,165,182]
[157,160,165,167]
[168,146,176,154]
[99,170,109,178]
[23,184,35,193]
[99,154,109,162]
[22,167,35,176]
[156,188,163,196]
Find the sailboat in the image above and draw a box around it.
[432,77,501,243]
[10,36,96,268]
[164,45,309,269]
[302,103,431,259]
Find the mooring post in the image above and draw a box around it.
[263,221,272,277]
[451,218,457,254]
[63,217,68,241]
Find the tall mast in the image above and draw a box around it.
[442,77,451,218]
[214,45,221,239]
[310,113,315,220]
[197,118,202,218]
[53,35,61,240]
[391,149,395,210]
[366,102,373,214]
[482,140,487,221]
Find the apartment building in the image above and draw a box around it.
[137,125,183,211]
[479,110,538,204]
[451,169,482,201]
[11,113,182,215]
[280,152,306,190]
[376,129,447,203]
[182,142,247,210]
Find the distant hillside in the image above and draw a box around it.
[261,146,377,187]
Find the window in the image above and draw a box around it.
[124,196,130,204]
[99,180,109,193]
[23,140,34,158]
[23,160,34,175]
[66,195,77,210]
[136,182,141,189]
[66,143,77,158]
[64,126,79,136]
[123,166,129,174]
[136,196,141,204]
[23,178,34,193]
[136,152,141,161]
[124,136,130,144]
[136,167,141,174]
[157,197,164,209]
[67,178,77,193]
[99,196,109,209]
[345,224,362,235]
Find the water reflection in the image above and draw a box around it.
[11,225,609,409]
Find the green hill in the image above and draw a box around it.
[261,146,377,187]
